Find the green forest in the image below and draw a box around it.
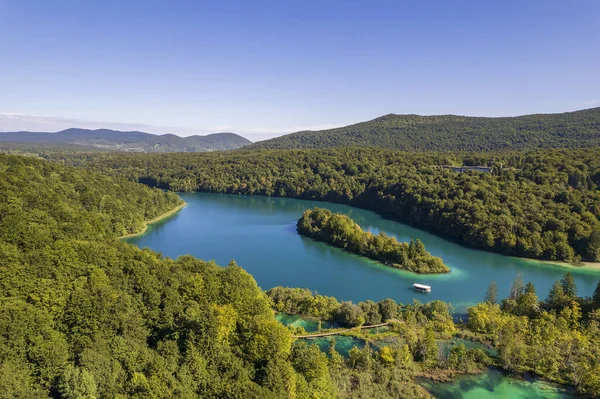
[48,147,600,263]
[1,153,600,397]
[297,207,449,273]
[248,107,600,151]
[0,155,311,398]
[0,154,438,398]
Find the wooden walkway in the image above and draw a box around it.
[292,322,390,339]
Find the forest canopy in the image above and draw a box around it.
[2,153,600,397]
[0,155,329,398]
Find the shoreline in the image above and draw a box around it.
[118,202,187,240]
[299,233,450,275]
[528,258,600,271]
[189,191,600,272]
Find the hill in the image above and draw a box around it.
[0,128,251,152]
[0,154,295,397]
[249,108,600,151]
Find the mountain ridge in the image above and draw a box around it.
[249,107,600,151]
[0,127,252,152]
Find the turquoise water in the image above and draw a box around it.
[275,313,363,357]
[305,336,365,358]
[420,368,573,399]
[126,193,600,312]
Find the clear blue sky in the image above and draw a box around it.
[1,0,599,140]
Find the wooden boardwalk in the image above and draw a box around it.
[292,322,390,339]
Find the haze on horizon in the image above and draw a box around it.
[1,0,599,141]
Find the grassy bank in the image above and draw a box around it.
[118,202,187,239]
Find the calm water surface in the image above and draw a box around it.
[274,313,333,332]
[127,193,600,312]
[420,369,573,399]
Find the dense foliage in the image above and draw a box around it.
[297,207,449,273]
[49,147,600,262]
[0,153,468,399]
[0,154,183,240]
[268,287,482,398]
[267,287,455,331]
[468,274,600,396]
[0,155,330,398]
[268,273,600,398]
[248,107,600,151]
[3,153,600,397]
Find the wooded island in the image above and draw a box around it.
[297,207,449,274]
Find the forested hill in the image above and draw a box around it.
[249,107,600,151]
[0,153,437,398]
[0,128,251,152]
[0,154,183,239]
[0,154,336,398]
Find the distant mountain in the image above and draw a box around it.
[249,107,600,151]
[0,128,252,152]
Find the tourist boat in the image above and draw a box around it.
[413,283,431,293]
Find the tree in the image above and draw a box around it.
[449,344,468,371]
[418,328,439,368]
[58,365,98,399]
[509,272,525,300]
[467,302,504,337]
[246,316,292,363]
[378,298,398,321]
[0,361,49,399]
[328,339,343,370]
[414,239,427,256]
[379,346,396,366]
[359,300,382,325]
[593,280,600,310]
[546,281,567,311]
[485,281,498,305]
[524,281,536,295]
[584,230,600,261]
[497,316,529,374]
[291,342,334,398]
[396,344,413,369]
[348,342,373,372]
[515,282,540,318]
[335,302,365,327]
[561,272,577,299]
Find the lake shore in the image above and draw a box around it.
[118,202,187,240]
[524,257,600,272]
[126,192,600,306]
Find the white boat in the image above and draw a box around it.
[413,283,431,293]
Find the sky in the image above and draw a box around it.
[0,0,599,141]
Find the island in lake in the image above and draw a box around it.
[297,207,450,274]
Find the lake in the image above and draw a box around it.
[126,192,600,311]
